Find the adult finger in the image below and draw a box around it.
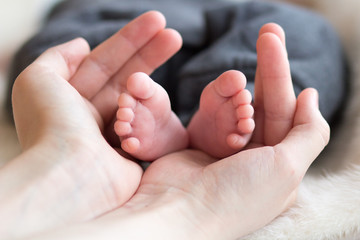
[254,29,296,146]
[34,38,90,80]
[22,38,105,128]
[252,23,287,144]
[91,28,182,124]
[69,11,168,99]
[274,88,330,182]
[259,23,286,46]
[12,38,92,147]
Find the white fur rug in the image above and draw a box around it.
[0,0,359,239]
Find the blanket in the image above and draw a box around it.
[5,0,347,126]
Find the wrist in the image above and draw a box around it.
[101,185,225,240]
[0,136,121,239]
[33,190,218,240]
[0,143,64,238]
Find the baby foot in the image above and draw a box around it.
[114,72,188,161]
[187,70,254,158]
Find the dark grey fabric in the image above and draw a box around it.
[6,0,348,125]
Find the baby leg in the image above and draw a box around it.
[114,72,188,161]
[187,70,254,158]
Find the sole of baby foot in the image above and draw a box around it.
[188,70,254,158]
[114,72,188,161]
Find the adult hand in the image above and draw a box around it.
[4,16,329,240]
[118,24,329,239]
[69,11,182,145]
[124,24,330,238]
[1,11,182,239]
[33,24,329,240]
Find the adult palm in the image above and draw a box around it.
[9,12,329,239]
[122,24,330,239]
[7,11,182,238]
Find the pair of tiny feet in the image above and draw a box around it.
[114,70,255,161]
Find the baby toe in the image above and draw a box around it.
[121,137,140,154]
[233,89,252,107]
[237,118,255,134]
[117,108,134,122]
[114,121,132,136]
[214,70,247,98]
[226,133,248,149]
[118,93,137,108]
[127,72,156,100]
[236,105,254,119]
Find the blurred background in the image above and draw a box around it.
[0,0,61,73]
[0,0,62,165]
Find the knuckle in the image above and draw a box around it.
[274,146,303,187]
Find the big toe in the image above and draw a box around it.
[213,70,247,97]
[127,72,156,100]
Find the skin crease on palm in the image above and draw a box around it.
[2,11,330,240]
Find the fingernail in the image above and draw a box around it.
[312,89,319,109]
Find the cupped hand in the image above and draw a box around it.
[108,23,330,239]
[69,11,182,145]
[6,11,182,238]
[7,15,330,240]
